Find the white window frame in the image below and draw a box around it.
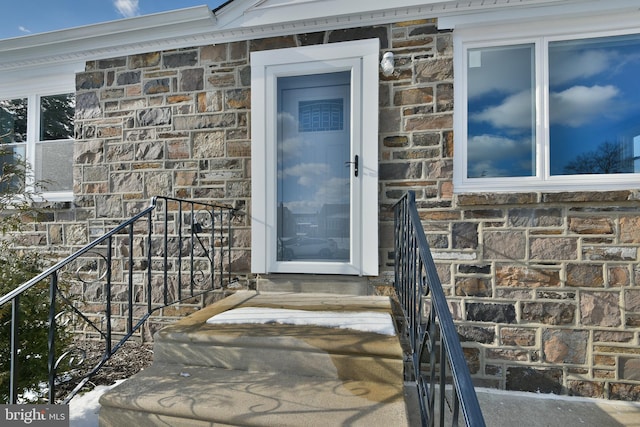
[0,64,78,201]
[453,12,640,193]
[250,39,379,276]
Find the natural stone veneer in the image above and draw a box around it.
[15,18,640,401]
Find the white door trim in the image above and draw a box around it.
[250,38,379,276]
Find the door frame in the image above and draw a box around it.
[250,38,379,276]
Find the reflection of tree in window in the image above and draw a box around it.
[40,94,75,140]
[563,140,633,175]
[0,98,28,143]
[0,99,28,192]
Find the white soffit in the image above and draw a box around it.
[0,6,217,71]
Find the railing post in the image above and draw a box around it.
[48,273,58,404]
[210,208,217,289]
[223,208,227,288]
[105,236,113,356]
[190,203,195,296]
[127,224,134,333]
[163,201,169,306]
[177,202,183,301]
[147,209,154,313]
[9,296,19,404]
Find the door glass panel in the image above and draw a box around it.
[277,71,351,262]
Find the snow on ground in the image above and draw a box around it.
[69,380,124,427]
[206,307,397,336]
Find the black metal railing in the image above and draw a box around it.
[394,191,485,427]
[0,196,243,404]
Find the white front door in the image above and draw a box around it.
[251,39,379,276]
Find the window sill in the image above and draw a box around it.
[36,192,74,203]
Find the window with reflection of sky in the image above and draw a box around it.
[467,44,535,178]
[467,33,640,178]
[549,34,640,175]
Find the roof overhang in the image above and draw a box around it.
[1,0,639,72]
[0,6,217,72]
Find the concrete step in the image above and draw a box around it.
[153,291,404,383]
[256,274,372,295]
[99,364,408,427]
[99,290,409,426]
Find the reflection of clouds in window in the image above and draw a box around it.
[550,34,640,87]
[548,34,640,175]
[314,177,350,204]
[471,90,534,129]
[277,112,306,159]
[467,45,534,99]
[549,49,615,86]
[467,134,534,178]
[550,85,619,127]
[473,84,621,130]
[283,176,349,213]
[280,162,330,185]
[277,136,306,164]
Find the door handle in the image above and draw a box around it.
[345,155,359,177]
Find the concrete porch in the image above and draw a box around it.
[98,286,410,426]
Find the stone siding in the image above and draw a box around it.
[17,18,640,400]
[379,20,640,400]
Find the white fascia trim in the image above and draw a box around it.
[0,6,217,72]
[439,0,640,29]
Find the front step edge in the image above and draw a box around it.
[99,364,409,427]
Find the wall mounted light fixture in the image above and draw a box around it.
[380,52,394,76]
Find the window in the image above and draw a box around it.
[0,98,27,192]
[466,44,536,179]
[0,93,74,197]
[298,98,344,132]
[455,24,640,192]
[548,35,640,176]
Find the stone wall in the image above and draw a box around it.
[18,18,640,400]
[377,21,640,400]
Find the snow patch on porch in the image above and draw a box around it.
[206,307,396,336]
